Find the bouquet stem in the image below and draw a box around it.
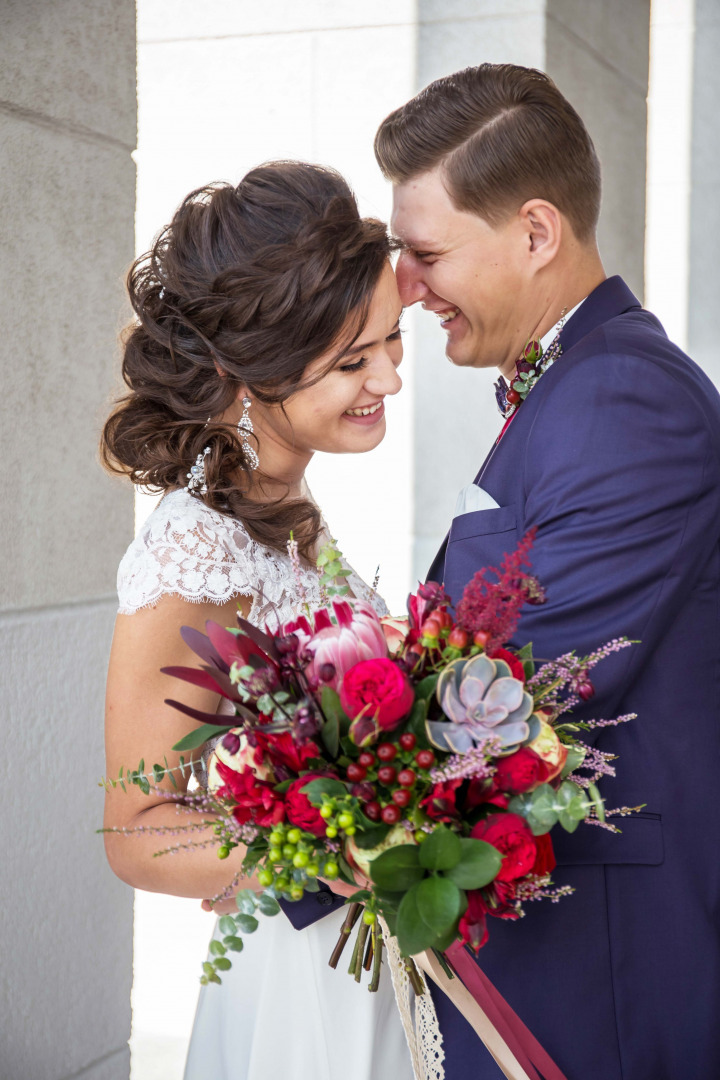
[369,919,383,992]
[353,921,371,982]
[329,903,362,969]
[405,956,425,996]
[363,925,374,971]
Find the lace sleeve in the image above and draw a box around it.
[117,490,257,615]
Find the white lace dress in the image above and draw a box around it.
[117,488,415,1080]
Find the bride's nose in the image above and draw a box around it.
[366,352,402,397]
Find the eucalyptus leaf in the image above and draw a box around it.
[415,876,462,936]
[587,782,605,822]
[558,810,582,833]
[560,744,587,779]
[235,914,259,934]
[214,957,232,971]
[443,838,502,889]
[418,825,462,872]
[209,940,226,956]
[224,936,244,952]
[235,889,257,915]
[369,844,425,891]
[256,894,281,917]
[218,916,236,936]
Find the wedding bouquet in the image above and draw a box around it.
[106,531,634,992]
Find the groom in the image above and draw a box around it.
[373,64,720,1079]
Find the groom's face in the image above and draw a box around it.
[391,168,532,372]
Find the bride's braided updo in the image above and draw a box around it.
[101,161,394,557]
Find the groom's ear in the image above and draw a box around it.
[518,199,562,270]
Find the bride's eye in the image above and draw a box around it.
[387,326,405,341]
[339,357,368,373]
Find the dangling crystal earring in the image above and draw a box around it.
[186,446,210,495]
[237,397,259,470]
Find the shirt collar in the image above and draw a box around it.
[539,297,586,354]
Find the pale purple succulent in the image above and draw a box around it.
[427,654,535,754]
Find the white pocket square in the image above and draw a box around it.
[454,483,501,518]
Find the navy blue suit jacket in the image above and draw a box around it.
[427,277,720,1080]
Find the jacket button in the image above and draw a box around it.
[316,892,334,906]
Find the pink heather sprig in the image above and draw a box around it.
[455,529,540,652]
[528,638,633,712]
[581,712,636,730]
[515,877,575,904]
[568,745,617,786]
[429,739,502,782]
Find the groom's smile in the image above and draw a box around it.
[390,167,552,378]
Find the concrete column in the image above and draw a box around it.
[410,0,651,583]
[0,2,136,1079]
[687,0,720,382]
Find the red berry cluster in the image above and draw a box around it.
[345,733,436,825]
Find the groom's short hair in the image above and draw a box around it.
[375,63,601,242]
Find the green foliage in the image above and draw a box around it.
[172,723,232,752]
[415,877,462,936]
[443,838,502,890]
[234,914,259,934]
[368,845,425,891]
[509,780,591,835]
[317,539,351,597]
[319,687,350,758]
[406,698,431,749]
[300,777,347,804]
[353,821,391,850]
[256,893,281,917]
[418,825,462,872]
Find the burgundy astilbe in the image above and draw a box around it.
[455,529,541,651]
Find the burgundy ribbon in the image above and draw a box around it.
[444,941,568,1080]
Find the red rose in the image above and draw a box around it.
[458,890,489,952]
[530,832,556,877]
[254,731,321,777]
[466,778,511,810]
[420,779,463,822]
[284,772,331,837]
[215,761,285,828]
[471,812,537,882]
[340,659,414,732]
[490,647,526,683]
[493,748,551,795]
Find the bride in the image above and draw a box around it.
[101,161,414,1080]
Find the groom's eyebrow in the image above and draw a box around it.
[340,307,404,356]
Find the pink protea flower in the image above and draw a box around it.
[283,599,388,692]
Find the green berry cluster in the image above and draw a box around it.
[263,822,339,899]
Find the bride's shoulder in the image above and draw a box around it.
[117,488,257,614]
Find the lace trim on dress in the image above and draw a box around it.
[116,488,387,627]
[383,920,445,1080]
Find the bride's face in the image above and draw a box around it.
[253,262,404,459]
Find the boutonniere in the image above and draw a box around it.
[494,309,567,421]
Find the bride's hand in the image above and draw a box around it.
[200,896,241,915]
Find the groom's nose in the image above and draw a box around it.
[395,251,428,306]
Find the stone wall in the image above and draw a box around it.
[0,2,137,1078]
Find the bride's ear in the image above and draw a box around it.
[518,199,562,270]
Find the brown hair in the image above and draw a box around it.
[101,161,392,557]
[375,64,601,241]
